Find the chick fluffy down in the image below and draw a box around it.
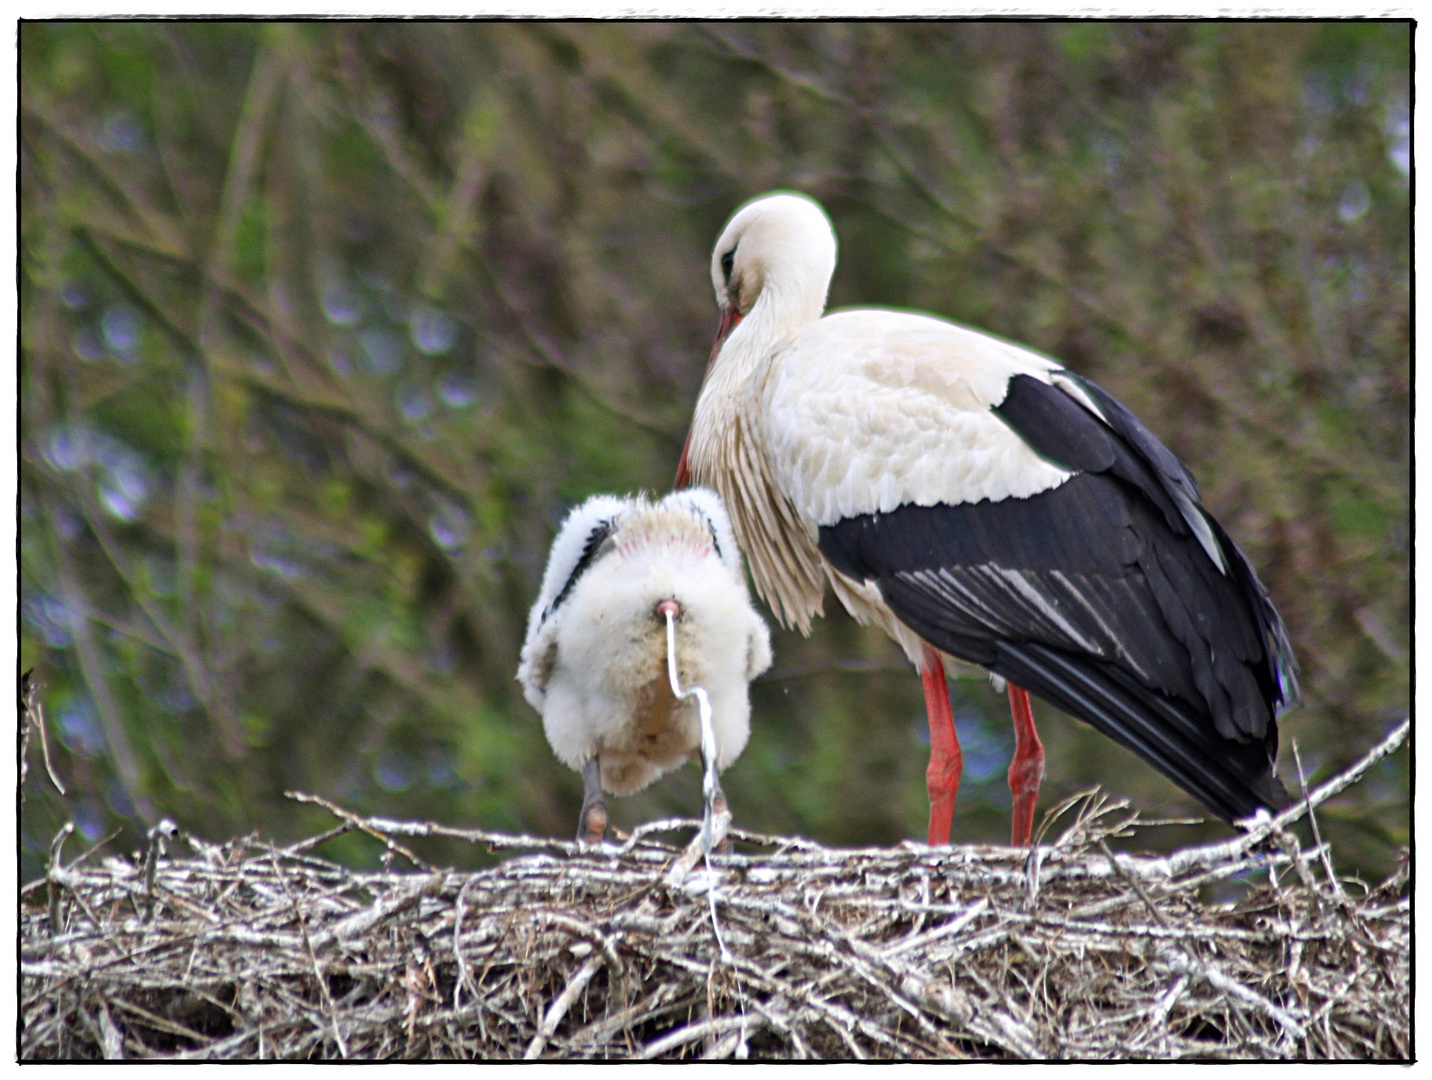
[518,489,772,796]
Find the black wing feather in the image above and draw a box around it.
[542,517,617,626]
[819,372,1297,822]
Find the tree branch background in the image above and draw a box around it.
[19,22,1408,882]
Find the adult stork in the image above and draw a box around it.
[519,488,772,843]
[675,191,1298,847]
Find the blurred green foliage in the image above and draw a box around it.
[20,22,1408,882]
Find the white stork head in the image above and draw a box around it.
[709,192,837,350]
[675,193,842,492]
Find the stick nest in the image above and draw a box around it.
[22,729,1409,1061]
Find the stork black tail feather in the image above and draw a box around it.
[991,641,1286,823]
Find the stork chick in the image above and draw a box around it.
[518,489,772,844]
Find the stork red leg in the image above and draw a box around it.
[1007,684,1045,847]
[920,643,963,845]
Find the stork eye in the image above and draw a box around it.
[720,248,735,284]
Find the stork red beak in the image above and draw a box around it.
[675,307,743,488]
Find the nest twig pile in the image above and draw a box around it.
[22,722,1408,1060]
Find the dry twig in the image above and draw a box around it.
[21,729,1408,1060]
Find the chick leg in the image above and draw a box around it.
[699,743,733,855]
[578,756,608,844]
[709,779,732,854]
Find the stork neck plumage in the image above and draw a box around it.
[686,242,835,634]
[713,262,831,391]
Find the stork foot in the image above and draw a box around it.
[1008,748,1044,847]
[578,757,608,845]
[925,760,962,847]
[709,786,732,854]
[578,800,608,845]
[1007,684,1045,848]
[920,644,964,846]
